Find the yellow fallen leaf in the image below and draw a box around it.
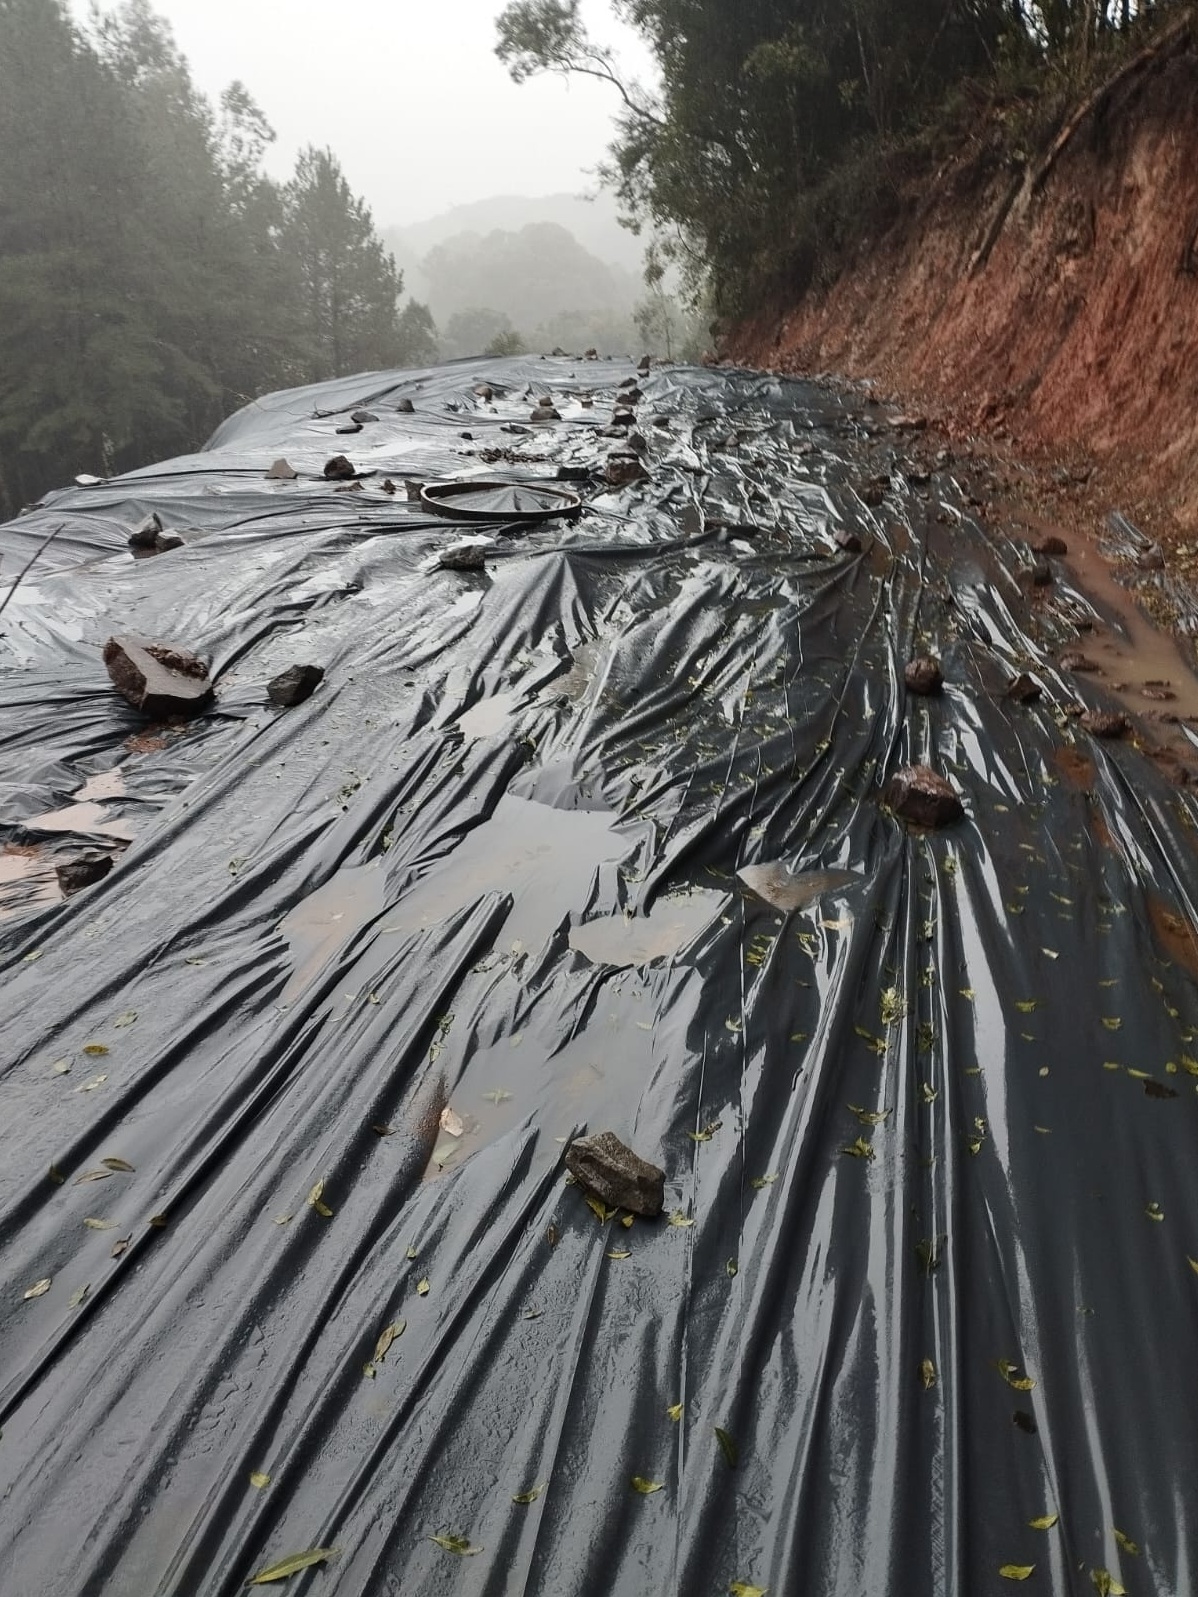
[1090,1572,1126,1596]
[23,1277,52,1300]
[416,1279,430,1296]
[1113,1529,1139,1557]
[999,1566,1035,1581]
[101,1157,135,1172]
[1187,1256,1198,1275]
[667,1211,694,1227]
[429,1533,481,1555]
[919,1359,937,1391]
[631,1477,664,1494]
[584,1195,614,1223]
[512,1483,545,1505]
[667,1403,684,1422]
[1029,1514,1059,1530]
[246,1548,338,1583]
[249,1472,271,1489]
[373,1321,406,1363]
[607,1248,631,1260]
[730,1585,767,1597]
[82,1043,109,1056]
[83,1217,116,1230]
[307,1179,333,1218]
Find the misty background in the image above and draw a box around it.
[0,0,700,513]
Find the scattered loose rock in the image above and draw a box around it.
[350,410,378,424]
[267,664,325,707]
[905,655,943,695]
[1006,673,1043,704]
[565,1131,664,1218]
[834,527,864,554]
[395,398,415,414]
[1032,534,1068,557]
[1060,651,1099,673]
[473,385,494,402]
[336,423,363,436]
[885,765,964,828]
[605,453,648,487]
[103,636,213,719]
[154,532,185,553]
[266,458,298,480]
[127,513,163,550]
[323,455,357,481]
[438,536,494,571]
[1029,557,1053,587]
[56,853,114,895]
[1081,710,1129,739]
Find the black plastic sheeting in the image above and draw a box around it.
[2,357,1198,1597]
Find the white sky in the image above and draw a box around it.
[74,0,656,227]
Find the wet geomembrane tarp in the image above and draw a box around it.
[1,358,1197,1597]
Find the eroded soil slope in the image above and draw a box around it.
[731,27,1198,536]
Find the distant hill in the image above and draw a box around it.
[381,190,646,296]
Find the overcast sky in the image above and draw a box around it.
[75,0,656,227]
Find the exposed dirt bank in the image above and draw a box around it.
[730,22,1198,547]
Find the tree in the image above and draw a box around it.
[441,308,521,360]
[281,146,404,381]
[395,300,439,366]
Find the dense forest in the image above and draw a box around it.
[497,0,1182,311]
[0,0,433,511]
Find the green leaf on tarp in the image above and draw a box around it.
[101,1157,135,1173]
[1187,1256,1198,1275]
[416,1279,430,1296]
[715,1428,738,1468]
[113,1011,137,1028]
[880,987,908,1025]
[512,1483,545,1504]
[82,1044,109,1057]
[848,1105,890,1126]
[919,1360,937,1391]
[371,1124,396,1137]
[1029,1514,1059,1530]
[23,1277,51,1299]
[373,1322,405,1363]
[585,1195,614,1223]
[1014,1000,1039,1014]
[997,1359,1036,1391]
[429,1533,481,1555]
[307,1180,333,1218]
[83,1217,115,1230]
[688,1122,721,1142]
[854,1026,887,1055]
[246,1548,338,1583]
[51,1057,72,1075]
[725,1259,738,1279]
[668,1212,694,1228]
[729,1584,767,1597]
[406,1245,419,1259]
[250,1472,271,1489]
[1090,1572,1126,1596]
[750,1173,779,1190]
[77,1075,108,1093]
[607,1248,631,1260]
[483,1089,513,1105]
[842,1137,874,1160]
[919,1082,938,1104]
[68,1284,90,1308]
[667,1403,684,1422]
[48,1165,66,1186]
[631,1477,664,1495]
[1113,1529,1139,1556]
[1145,1202,1165,1222]
[999,1566,1035,1581]
[1102,1017,1122,1031]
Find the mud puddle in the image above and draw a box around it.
[456,691,522,740]
[737,863,863,912]
[383,795,640,956]
[569,888,725,967]
[278,863,386,1001]
[0,845,63,921]
[26,801,135,842]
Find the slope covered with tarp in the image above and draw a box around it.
[1,358,1196,1597]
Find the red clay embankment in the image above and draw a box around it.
[729,21,1198,536]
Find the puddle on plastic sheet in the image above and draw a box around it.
[384,795,639,958]
[457,692,521,740]
[26,802,136,842]
[737,863,862,912]
[569,888,725,968]
[0,845,63,920]
[279,863,386,1001]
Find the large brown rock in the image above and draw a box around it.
[103,636,213,719]
[565,1131,664,1217]
[56,853,114,895]
[885,766,964,828]
[1081,710,1128,739]
[905,656,943,695]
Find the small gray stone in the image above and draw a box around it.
[336,423,363,436]
[605,453,648,487]
[395,398,415,414]
[885,765,964,828]
[267,458,298,480]
[351,410,379,424]
[323,455,357,481]
[267,664,325,707]
[565,1131,664,1217]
